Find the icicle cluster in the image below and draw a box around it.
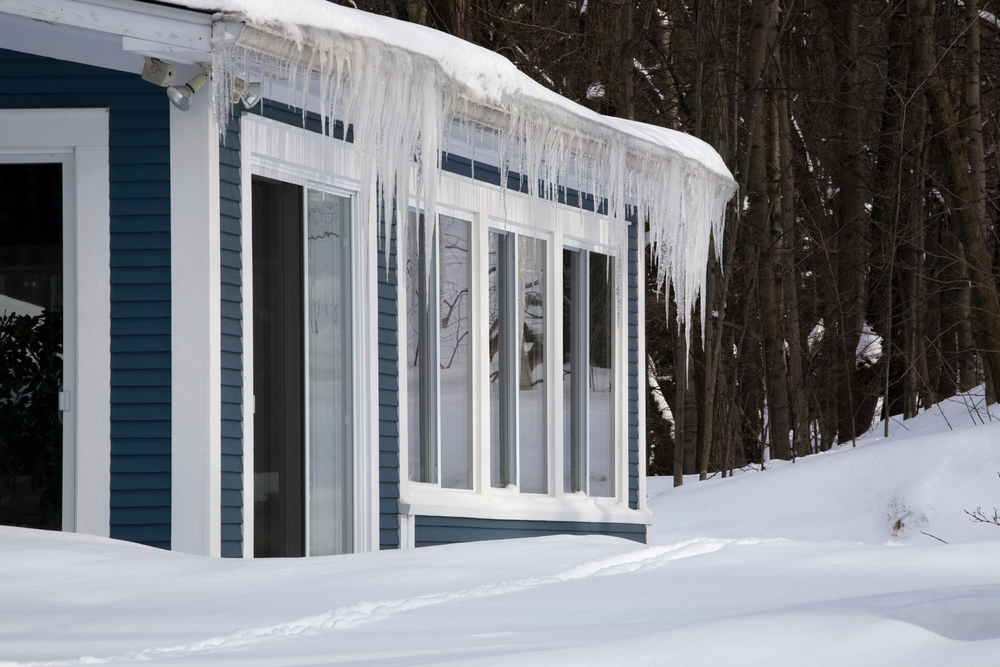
[208,13,736,337]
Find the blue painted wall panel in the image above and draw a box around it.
[414,516,645,547]
[378,219,400,549]
[628,222,640,510]
[220,118,244,557]
[0,47,172,548]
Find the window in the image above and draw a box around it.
[563,248,615,497]
[488,230,547,494]
[406,212,472,489]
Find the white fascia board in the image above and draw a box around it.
[399,484,654,526]
[0,0,214,73]
[0,0,213,52]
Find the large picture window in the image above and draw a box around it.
[563,248,615,497]
[406,212,472,489]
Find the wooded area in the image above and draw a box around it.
[336,0,1000,481]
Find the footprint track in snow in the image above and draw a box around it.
[7,537,749,666]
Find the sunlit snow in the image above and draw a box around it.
[3,388,1000,665]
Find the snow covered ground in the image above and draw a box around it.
[3,391,1000,666]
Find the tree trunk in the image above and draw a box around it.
[911,0,1000,405]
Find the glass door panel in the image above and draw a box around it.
[0,162,63,530]
[306,190,353,556]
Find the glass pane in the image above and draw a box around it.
[489,232,502,486]
[439,215,471,489]
[0,163,63,530]
[562,249,574,493]
[405,211,424,482]
[307,190,353,556]
[519,236,546,493]
[589,252,614,497]
[252,177,305,558]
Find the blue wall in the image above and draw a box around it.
[378,216,401,550]
[0,48,172,549]
[219,118,244,558]
[628,221,640,510]
[414,516,645,546]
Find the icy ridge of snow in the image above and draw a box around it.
[169,0,735,330]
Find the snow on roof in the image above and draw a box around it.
[167,0,737,327]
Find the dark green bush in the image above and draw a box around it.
[0,310,62,529]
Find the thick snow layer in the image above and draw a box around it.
[167,0,736,332]
[4,390,1000,665]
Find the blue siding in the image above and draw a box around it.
[414,516,645,546]
[378,215,401,549]
[220,118,244,557]
[628,222,640,510]
[0,48,172,549]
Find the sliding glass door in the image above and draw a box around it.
[252,176,354,558]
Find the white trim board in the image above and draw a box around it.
[170,86,222,557]
[0,108,112,538]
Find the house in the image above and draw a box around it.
[0,0,736,557]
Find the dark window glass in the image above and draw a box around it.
[252,176,305,557]
[0,163,63,530]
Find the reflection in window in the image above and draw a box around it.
[490,232,548,493]
[518,236,546,494]
[405,213,472,489]
[438,215,471,489]
[306,190,353,555]
[588,252,614,497]
[405,212,434,483]
[563,248,615,497]
[489,232,515,487]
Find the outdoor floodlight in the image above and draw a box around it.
[167,65,211,112]
[241,82,263,109]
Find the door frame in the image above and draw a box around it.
[242,114,377,555]
[0,108,112,536]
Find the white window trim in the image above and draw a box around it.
[396,169,652,529]
[241,115,378,555]
[0,108,112,537]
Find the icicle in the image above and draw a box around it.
[209,13,736,345]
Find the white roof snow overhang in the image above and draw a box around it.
[206,10,736,334]
[0,0,737,332]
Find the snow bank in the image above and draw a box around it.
[169,0,736,330]
[5,396,1000,665]
[649,386,1000,546]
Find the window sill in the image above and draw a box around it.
[399,483,653,525]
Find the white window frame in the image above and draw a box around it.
[397,164,650,541]
[0,108,112,537]
[241,115,378,555]
[400,205,477,492]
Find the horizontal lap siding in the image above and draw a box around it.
[628,222,640,510]
[378,219,400,549]
[414,516,646,546]
[220,119,243,558]
[0,48,171,548]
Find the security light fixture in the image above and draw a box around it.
[167,64,211,112]
[141,57,175,87]
[241,82,263,109]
